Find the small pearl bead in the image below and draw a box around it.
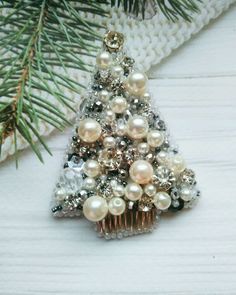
[129,160,153,184]
[153,192,171,210]
[99,90,110,102]
[156,150,170,165]
[83,177,96,190]
[137,142,150,154]
[96,51,111,70]
[125,182,143,201]
[108,197,126,216]
[116,122,127,136]
[103,136,116,148]
[147,130,164,148]
[110,96,127,114]
[77,118,101,143]
[110,65,124,78]
[55,188,66,202]
[169,155,186,174]
[83,196,108,222]
[113,184,125,197]
[142,92,151,102]
[144,184,156,197]
[104,109,116,122]
[126,71,147,96]
[127,115,149,139]
[83,160,100,178]
[180,186,193,201]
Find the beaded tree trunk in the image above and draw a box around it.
[51,31,200,240]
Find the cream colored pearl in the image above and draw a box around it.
[96,51,111,70]
[147,130,164,148]
[129,160,153,184]
[104,109,116,122]
[127,115,149,139]
[83,196,108,222]
[126,71,147,96]
[180,186,193,201]
[110,96,127,114]
[137,142,150,154]
[144,184,156,197]
[83,177,96,190]
[111,65,124,78]
[103,136,116,149]
[83,160,100,178]
[108,197,126,216]
[169,155,186,174]
[99,90,110,102]
[156,150,170,165]
[113,184,125,197]
[142,92,151,102]
[78,118,101,143]
[153,192,171,210]
[125,182,143,201]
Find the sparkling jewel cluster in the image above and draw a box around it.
[52,31,200,238]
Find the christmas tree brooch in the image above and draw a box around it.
[51,31,200,240]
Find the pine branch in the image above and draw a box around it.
[0,0,108,165]
[111,0,201,21]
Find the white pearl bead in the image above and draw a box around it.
[83,177,96,190]
[55,188,66,202]
[113,184,125,197]
[99,90,110,102]
[144,184,156,197]
[129,160,153,184]
[156,150,170,165]
[125,182,143,201]
[83,196,108,222]
[116,121,127,136]
[77,118,101,143]
[126,71,147,96]
[110,96,127,114]
[96,51,111,70]
[108,197,126,216]
[104,109,116,122]
[127,115,149,139]
[147,130,164,148]
[103,136,116,149]
[137,142,150,154]
[153,192,171,210]
[111,65,124,78]
[142,92,151,102]
[169,155,186,174]
[83,160,100,178]
[180,186,193,201]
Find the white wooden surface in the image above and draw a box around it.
[1,7,236,295]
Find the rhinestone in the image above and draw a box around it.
[103,31,124,53]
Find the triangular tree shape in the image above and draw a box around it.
[51,31,200,240]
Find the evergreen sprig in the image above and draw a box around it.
[0,0,201,166]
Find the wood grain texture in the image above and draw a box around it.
[1,7,236,295]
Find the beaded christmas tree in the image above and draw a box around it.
[51,31,200,240]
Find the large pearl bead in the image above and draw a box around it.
[83,160,100,178]
[125,182,143,201]
[113,184,125,197]
[99,89,110,102]
[110,96,127,114]
[169,155,186,174]
[129,160,153,184]
[126,71,147,96]
[77,118,101,143]
[96,51,111,70]
[144,183,156,197]
[108,197,126,216]
[147,130,164,148]
[127,115,149,139]
[103,136,116,149]
[180,186,193,201]
[153,192,171,210]
[83,196,108,222]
